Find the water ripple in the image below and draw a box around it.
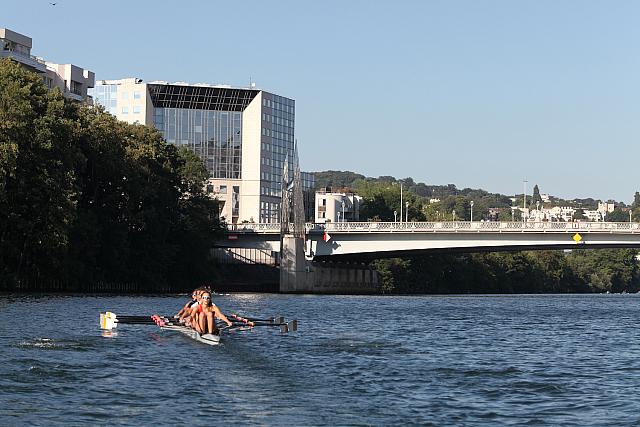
[2,294,640,425]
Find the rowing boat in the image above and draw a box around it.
[100,312,221,345]
[161,324,221,346]
[99,311,297,347]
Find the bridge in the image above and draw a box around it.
[223,221,640,259]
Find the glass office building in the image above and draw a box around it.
[90,79,313,223]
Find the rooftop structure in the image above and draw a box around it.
[0,27,94,101]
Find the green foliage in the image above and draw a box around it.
[313,170,365,191]
[606,209,629,222]
[566,249,639,293]
[0,59,222,291]
[0,59,78,285]
[355,180,425,222]
[370,258,411,293]
[532,184,542,206]
[369,249,639,294]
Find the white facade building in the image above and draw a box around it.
[0,28,94,101]
[90,78,313,223]
[598,202,615,213]
[315,191,362,223]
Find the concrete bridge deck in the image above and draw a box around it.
[222,221,640,259]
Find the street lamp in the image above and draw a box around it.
[394,210,397,223]
[337,211,341,223]
[341,200,345,223]
[523,178,528,223]
[452,209,456,221]
[630,209,633,223]
[405,201,409,223]
[470,201,474,222]
[399,181,403,224]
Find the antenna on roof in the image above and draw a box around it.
[249,76,256,89]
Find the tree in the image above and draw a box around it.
[0,59,79,287]
[567,249,639,293]
[606,209,629,222]
[0,59,223,291]
[532,184,542,206]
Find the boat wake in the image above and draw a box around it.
[16,338,92,351]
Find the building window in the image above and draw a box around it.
[133,91,141,99]
[121,106,129,115]
[133,106,141,114]
[122,92,129,100]
[219,185,227,194]
[70,80,83,95]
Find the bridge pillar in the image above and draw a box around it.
[279,234,381,293]
[279,234,311,292]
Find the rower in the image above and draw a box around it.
[197,291,233,335]
[176,288,202,321]
[182,288,210,331]
[173,289,198,321]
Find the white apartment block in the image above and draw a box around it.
[547,206,575,222]
[528,201,615,222]
[598,202,615,213]
[0,28,94,101]
[90,78,314,224]
[582,210,604,222]
[315,191,362,223]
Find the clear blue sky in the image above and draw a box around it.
[5,0,640,202]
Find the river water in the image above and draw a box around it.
[1,293,640,426]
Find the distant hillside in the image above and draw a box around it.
[312,171,366,191]
[313,170,509,202]
[312,170,625,209]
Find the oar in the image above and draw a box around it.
[100,312,184,329]
[230,314,285,324]
[112,315,176,321]
[226,319,298,333]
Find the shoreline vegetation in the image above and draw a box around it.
[2,59,639,294]
[371,250,640,294]
[0,59,223,293]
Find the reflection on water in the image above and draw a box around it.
[1,293,640,425]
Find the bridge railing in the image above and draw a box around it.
[226,221,640,234]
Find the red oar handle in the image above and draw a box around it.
[151,314,167,326]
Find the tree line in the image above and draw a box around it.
[0,59,222,292]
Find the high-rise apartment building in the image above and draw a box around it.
[0,28,94,101]
[90,78,314,224]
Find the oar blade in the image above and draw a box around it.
[279,320,298,333]
[100,312,117,330]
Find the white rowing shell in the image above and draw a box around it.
[161,325,221,346]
